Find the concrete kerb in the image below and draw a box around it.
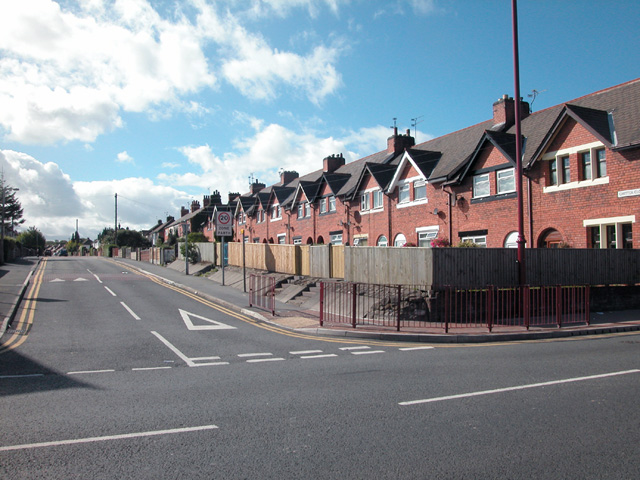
[0,259,40,337]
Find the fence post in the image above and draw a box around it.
[524,286,530,330]
[585,286,591,326]
[487,286,493,333]
[556,285,562,328]
[270,277,275,316]
[249,274,254,308]
[397,285,402,332]
[444,287,449,334]
[351,283,357,329]
[319,282,324,327]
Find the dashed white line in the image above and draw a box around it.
[399,369,640,406]
[104,286,117,296]
[290,350,324,355]
[120,302,140,320]
[0,374,45,379]
[238,353,273,358]
[300,354,338,359]
[87,269,102,284]
[131,367,172,371]
[0,424,219,452]
[67,369,116,375]
[246,358,285,363]
[399,346,435,351]
[350,350,385,355]
[340,346,371,351]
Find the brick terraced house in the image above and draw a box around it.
[228,78,640,250]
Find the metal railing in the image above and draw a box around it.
[319,282,590,333]
[249,274,276,316]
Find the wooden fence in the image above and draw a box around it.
[209,243,640,287]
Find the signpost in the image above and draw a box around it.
[215,211,233,286]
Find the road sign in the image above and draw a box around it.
[215,211,233,237]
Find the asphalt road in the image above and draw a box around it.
[1,257,639,479]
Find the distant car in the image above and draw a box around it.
[44,249,52,256]
[59,249,68,256]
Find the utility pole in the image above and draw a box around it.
[512,0,526,286]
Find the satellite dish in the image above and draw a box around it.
[433,208,439,215]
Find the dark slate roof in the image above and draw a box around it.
[409,149,441,178]
[323,173,351,196]
[566,104,614,145]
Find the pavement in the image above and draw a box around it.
[2,256,640,344]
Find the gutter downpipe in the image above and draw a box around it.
[512,0,526,286]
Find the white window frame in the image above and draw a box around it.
[398,184,410,204]
[330,232,343,245]
[329,195,336,212]
[305,202,311,217]
[360,193,370,211]
[416,226,439,247]
[373,189,384,210]
[413,179,427,201]
[271,204,282,220]
[277,233,286,244]
[393,233,407,247]
[473,174,490,198]
[293,236,302,245]
[320,197,327,214]
[583,215,635,249]
[377,235,388,247]
[461,235,487,248]
[497,168,515,194]
[297,204,304,219]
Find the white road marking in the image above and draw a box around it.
[50,278,65,283]
[0,424,219,452]
[399,346,435,351]
[73,278,89,282]
[399,369,640,406]
[0,374,45,379]
[180,309,236,331]
[300,354,338,359]
[246,358,285,363]
[87,269,102,283]
[290,350,324,355]
[131,367,172,371]
[104,286,117,296]
[121,302,141,320]
[238,353,272,358]
[191,356,222,361]
[340,346,371,351]
[150,331,228,367]
[351,350,385,355]
[67,369,116,375]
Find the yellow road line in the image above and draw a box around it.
[0,259,47,353]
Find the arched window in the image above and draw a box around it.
[316,236,325,245]
[394,233,407,247]
[539,229,562,248]
[306,237,313,245]
[377,235,388,247]
[504,231,518,248]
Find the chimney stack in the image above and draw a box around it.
[280,170,299,185]
[210,190,222,206]
[250,181,266,194]
[180,206,189,218]
[191,200,200,213]
[228,192,241,203]
[323,153,345,173]
[387,127,415,154]
[492,94,530,129]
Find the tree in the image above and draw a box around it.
[187,232,209,243]
[17,227,46,253]
[1,178,24,237]
[115,228,150,249]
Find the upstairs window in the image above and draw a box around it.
[328,195,336,212]
[561,155,571,183]
[497,168,515,194]
[360,193,370,211]
[398,184,410,203]
[413,180,426,201]
[319,197,327,214]
[473,173,490,198]
[581,151,592,180]
[373,190,384,209]
[305,202,311,217]
[596,148,607,177]
[297,204,304,219]
[549,158,558,186]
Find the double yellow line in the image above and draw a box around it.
[0,259,47,353]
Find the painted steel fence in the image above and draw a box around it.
[319,282,590,333]
[249,274,276,316]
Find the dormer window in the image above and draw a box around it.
[329,195,336,212]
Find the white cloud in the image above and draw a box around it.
[116,151,134,164]
[0,149,190,240]
[0,0,344,145]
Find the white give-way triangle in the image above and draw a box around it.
[179,309,237,331]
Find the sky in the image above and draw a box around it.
[0,0,638,241]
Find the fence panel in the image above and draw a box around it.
[300,245,310,276]
[331,245,345,279]
[309,245,331,278]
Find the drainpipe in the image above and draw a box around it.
[527,175,533,248]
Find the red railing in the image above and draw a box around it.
[249,274,276,316]
[320,282,590,333]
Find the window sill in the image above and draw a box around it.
[396,199,428,209]
[470,192,517,204]
[544,176,609,193]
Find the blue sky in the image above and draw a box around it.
[0,0,638,240]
